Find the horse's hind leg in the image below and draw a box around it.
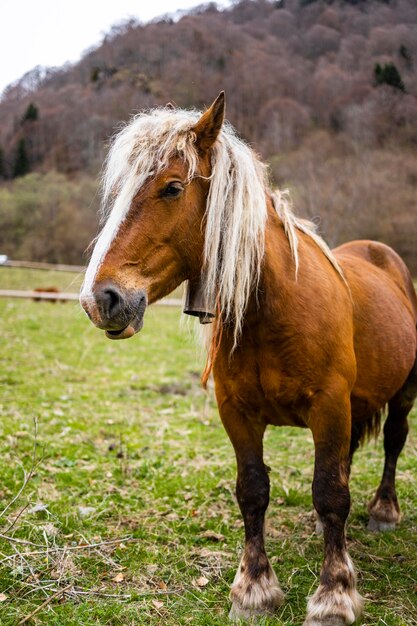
[368,357,417,531]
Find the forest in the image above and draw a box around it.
[0,0,416,271]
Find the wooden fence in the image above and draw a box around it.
[0,289,182,306]
[0,289,79,302]
[0,260,182,307]
[1,259,85,272]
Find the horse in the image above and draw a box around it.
[80,92,417,625]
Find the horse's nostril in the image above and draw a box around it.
[102,287,121,318]
[90,282,146,329]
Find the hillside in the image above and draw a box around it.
[0,0,416,271]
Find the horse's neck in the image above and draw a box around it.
[212,190,317,352]
[260,195,299,297]
[216,195,297,355]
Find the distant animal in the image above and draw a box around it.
[33,287,60,302]
[80,93,417,625]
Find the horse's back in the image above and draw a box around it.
[335,240,417,320]
[334,240,417,416]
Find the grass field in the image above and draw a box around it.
[0,267,85,293]
[0,268,416,625]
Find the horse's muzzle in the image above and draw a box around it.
[80,281,147,340]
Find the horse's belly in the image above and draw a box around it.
[349,277,416,412]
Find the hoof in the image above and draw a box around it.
[367,516,396,532]
[229,559,284,621]
[367,495,400,531]
[305,588,363,626]
[303,618,347,626]
[315,518,324,535]
[229,603,276,622]
[306,556,363,626]
[229,584,284,622]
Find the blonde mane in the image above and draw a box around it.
[101,106,343,349]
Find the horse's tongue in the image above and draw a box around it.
[105,324,136,340]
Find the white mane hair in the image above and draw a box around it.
[100,106,343,349]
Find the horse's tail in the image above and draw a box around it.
[359,410,383,446]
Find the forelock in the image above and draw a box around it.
[100,108,202,222]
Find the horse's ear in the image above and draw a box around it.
[193,92,225,153]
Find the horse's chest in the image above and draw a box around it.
[261,366,311,427]
[223,360,312,428]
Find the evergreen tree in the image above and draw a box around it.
[22,102,39,122]
[90,67,100,83]
[374,62,405,92]
[399,44,412,69]
[13,139,30,177]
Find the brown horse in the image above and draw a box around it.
[80,93,417,625]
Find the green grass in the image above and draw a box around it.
[0,270,416,624]
[0,266,85,292]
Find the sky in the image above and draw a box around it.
[0,1,229,96]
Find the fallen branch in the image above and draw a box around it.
[2,503,30,535]
[65,587,132,599]
[18,583,73,624]
[0,534,46,548]
[11,544,49,599]
[0,537,138,565]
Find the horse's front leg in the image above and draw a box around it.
[305,386,363,626]
[219,403,284,620]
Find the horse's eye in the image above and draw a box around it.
[162,182,184,198]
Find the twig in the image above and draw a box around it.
[20,582,184,601]
[66,587,132,599]
[0,466,31,520]
[76,531,124,571]
[18,583,72,624]
[2,503,30,535]
[56,546,67,587]
[0,535,47,548]
[20,583,132,600]
[21,582,57,598]
[0,417,41,520]
[0,537,138,564]
[60,586,181,599]
[11,544,49,598]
